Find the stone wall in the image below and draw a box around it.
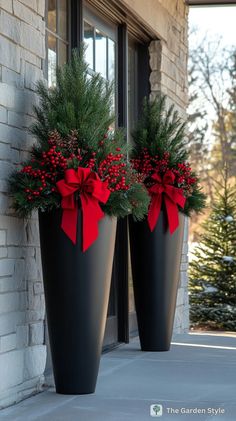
[148,0,189,332]
[0,0,46,408]
[174,218,189,332]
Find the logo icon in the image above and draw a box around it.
[150,404,163,417]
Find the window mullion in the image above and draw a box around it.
[118,24,128,131]
[71,0,83,50]
[93,27,95,71]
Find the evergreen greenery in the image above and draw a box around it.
[9,48,150,221]
[133,96,188,165]
[189,173,236,330]
[31,49,114,150]
[131,96,206,216]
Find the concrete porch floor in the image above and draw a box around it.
[1,333,236,421]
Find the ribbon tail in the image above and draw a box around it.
[164,196,179,234]
[81,194,104,252]
[61,206,78,245]
[147,195,162,232]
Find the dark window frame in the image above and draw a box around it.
[45,0,70,83]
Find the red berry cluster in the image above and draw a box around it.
[41,146,68,170]
[173,163,196,196]
[131,147,197,198]
[21,128,132,203]
[21,145,69,201]
[131,148,170,177]
[21,166,54,201]
[86,152,96,170]
[98,150,130,192]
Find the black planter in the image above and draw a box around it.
[129,210,185,351]
[39,209,117,394]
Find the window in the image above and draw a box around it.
[46,0,69,86]
[83,13,116,115]
[83,9,119,346]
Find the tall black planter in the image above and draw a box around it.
[39,209,117,394]
[129,210,185,352]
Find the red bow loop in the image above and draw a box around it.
[56,167,110,251]
[163,169,175,185]
[147,170,186,234]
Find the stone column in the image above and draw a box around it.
[148,3,189,332]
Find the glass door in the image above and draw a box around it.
[83,7,118,348]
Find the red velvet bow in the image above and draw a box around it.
[147,170,186,234]
[56,168,110,251]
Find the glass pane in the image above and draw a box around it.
[58,0,67,40]
[84,21,94,70]
[48,34,57,87]
[108,38,115,81]
[58,41,67,66]
[48,0,56,33]
[95,29,107,78]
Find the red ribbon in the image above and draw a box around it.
[147,170,186,234]
[56,168,110,251]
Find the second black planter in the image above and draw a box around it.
[129,210,185,351]
[39,209,117,394]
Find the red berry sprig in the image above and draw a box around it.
[21,145,69,201]
[98,151,130,192]
[131,147,198,198]
[131,148,170,177]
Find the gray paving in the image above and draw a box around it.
[1,333,236,421]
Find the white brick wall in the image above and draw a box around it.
[149,0,189,332]
[0,0,46,409]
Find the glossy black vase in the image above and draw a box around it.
[39,209,117,394]
[129,210,185,351]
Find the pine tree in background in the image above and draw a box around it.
[189,172,236,330]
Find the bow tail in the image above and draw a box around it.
[147,194,162,232]
[164,196,179,234]
[81,194,104,252]
[61,207,78,245]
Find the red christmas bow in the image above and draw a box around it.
[56,168,110,251]
[147,170,186,234]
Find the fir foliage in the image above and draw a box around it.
[132,96,188,165]
[189,173,236,330]
[31,50,114,149]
